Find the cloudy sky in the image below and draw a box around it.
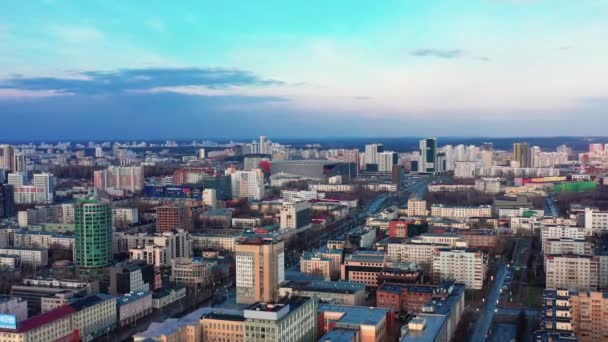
[1,0,607,140]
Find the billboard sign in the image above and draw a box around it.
[0,314,17,329]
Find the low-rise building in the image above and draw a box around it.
[0,296,28,322]
[190,233,238,252]
[117,291,153,327]
[0,247,48,268]
[377,281,457,314]
[430,204,492,219]
[279,280,366,306]
[318,304,393,342]
[341,251,386,288]
[170,257,215,287]
[151,287,186,309]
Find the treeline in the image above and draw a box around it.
[556,188,608,213]
[143,164,181,178]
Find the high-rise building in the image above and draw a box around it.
[0,144,14,171]
[12,153,26,173]
[75,200,113,285]
[418,138,438,173]
[94,147,104,158]
[33,173,54,204]
[156,204,192,232]
[378,151,398,173]
[364,144,384,171]
[93,166,144,193]
[231,169,264,200]
[432,248,487,290]
[202,188,217,208]
[512,142,532,168]
[0,184,15,218]
[235,236,285,304]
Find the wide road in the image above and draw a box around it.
[470,262,507,342]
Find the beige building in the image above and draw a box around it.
[406,198,427,216]
[340,251,385,288]
[190,233,238,253]
[432,248,487,290]
[545,255,608,291]
[170,257,215,287]
[235,236,285,304]
[542,289,608,342]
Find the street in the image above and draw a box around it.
[470,262,507,342]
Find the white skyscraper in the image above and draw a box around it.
[33,173,54,204]
[378,151,397,172]
[231,169,264,200]
[364,144,384,170]
[94,147,104,158]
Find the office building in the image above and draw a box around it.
[10,277,99,315]
[170,257,215,287]
[117,291,152,327]
[280,200,311,231]
[235,236,285,304]
[513,142,532,168]
[432,248,487,290]
[318,304,393,342]
[231,169,264,200]
[419,138,438,173]
[399,284,465,342]
[430,204,492,219]
[243,297,317,342]
[279,280,366,306]
[340,251,386,288]
[74,200,112,284]
[109,260,155,296]
[0,184,15,218]
[114,230,192,266]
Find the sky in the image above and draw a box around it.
[1,0,608,140]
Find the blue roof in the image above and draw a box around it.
[319,328,358,341]
[117,291,151,305]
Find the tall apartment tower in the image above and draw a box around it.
[75,200,112,286]
[33,173,54,204]
[364,144,384,171]
[419,138,438,173]
[12,153,26,173]
[156,204,191,232]
[0,145,14,171]
[236,236,285,304]
[512,142,532,168]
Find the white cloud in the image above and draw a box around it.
[51,25,104,43]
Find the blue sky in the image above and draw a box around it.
[1,0,607,139]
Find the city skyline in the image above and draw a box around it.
[1,0,608,139]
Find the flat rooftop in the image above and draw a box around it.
[319,304,390,327]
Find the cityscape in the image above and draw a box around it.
[2,1,608,342]
[0,137,607,342]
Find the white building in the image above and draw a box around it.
[432,248,487,290]
[474,178,501,194]
[0,296,28,322]
[280,201,311,231]
[454,162,476,179]
[117,291,152,327]
[430,205,492,219]
[112,208,139,228]
[231,169,264,200]
[202,189,217,208]
[281,190,319,202]
[540,225,586,251]
[191,234,239,252]
[584,208,608,236]
[0,247,48,268]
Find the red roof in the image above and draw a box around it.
[11,305,76,333]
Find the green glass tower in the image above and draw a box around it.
[75,199,112,285]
